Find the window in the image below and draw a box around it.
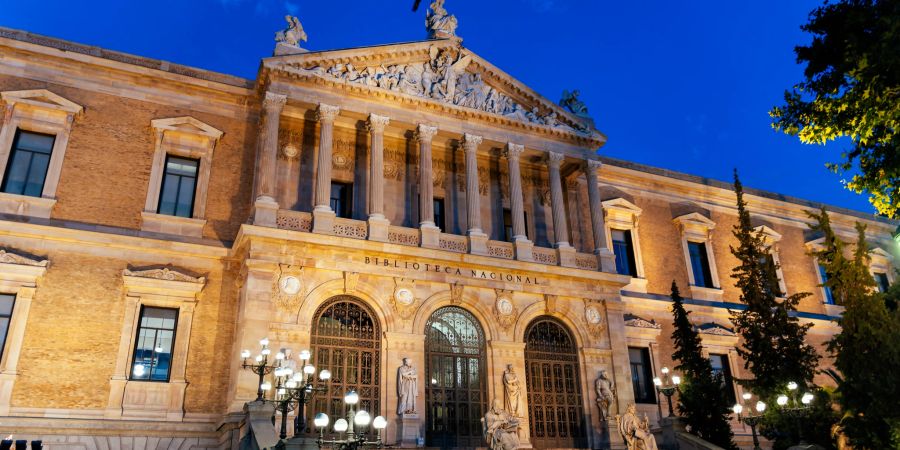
[688,241,715,288]
[819,264,835,304]
[875,272,891,293]
[612,229,637,277]
[1,130,56,197]
[759,253,782,297]
[330,182,353,219]
[130,306,178,382]
[157,156,199,218]
[502,208,528,242]
[709,353,736,405]
[434,197,446,232]
[628,347,655,404]
[0,294,14,361]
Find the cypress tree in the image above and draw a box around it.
[729,170,819,400]
[669,281,738,450]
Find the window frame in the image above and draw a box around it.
[709,353,737,405]
[673,213,722,300]
[434,197,446,233]
[611,228,638,277]
[628,346,656,404]
[869,247,894,293]
[129,305,179,383]
[1,129,57,197]
[156,154,200,218]
[330,181,353,219]
[0,294,15,366]
[602,198,645,283]
[754,225,788,297]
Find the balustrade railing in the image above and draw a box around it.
[388,225,420,246]
[532,247,558,265]
[487,240,514,260]
[574,252,599,271]
[275,210,312,232]
[333,217,368,239]
[438,233,468,253]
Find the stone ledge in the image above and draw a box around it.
[688,285,724,302]
[0,192,56,219]
[140,211,206,238]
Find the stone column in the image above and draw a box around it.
[253,91,287,227]
[584,160,617,272]
[548,152,576,266]
[463,134,488,255]
[367,113,391,242]
[417,124,440,248]
[312,103,340,234]
[505,143,533,261]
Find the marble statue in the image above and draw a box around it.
[397,357,418,415]
[617,404,658,450]
[482,399,520,450]
[595,369,615,421]
[426,0,458,39]
[559,90,590,117]
[275,15,307,47]
[502,364,521,417]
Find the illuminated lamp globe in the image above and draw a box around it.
[320,369,332,381]
[801,392,814,405]
[303,364,316,375]
[653,377,662,387]
[314,413,330,428]
[373,415,387,430]
[299,350,311,361]
[344,390,360,405]
[276,352,285,360]
[672,375,681,385]
[261,382,272,391]
[787,381,798,391]
[241,350,251,359]
[260,338,270,347]
[777,395,789,406]
[355,410,371,427]
[756,401,766,413]
[742,392,752,401]
[732,403,743,415]
[661,367,670,375]
[334,418,349,433]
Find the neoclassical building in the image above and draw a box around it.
[0,9,896,450]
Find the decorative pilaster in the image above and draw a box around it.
[417,125,440,248]
[253,92,287,227]
[367,114,391,242]
[312,103,340,234]
[463,134,488,255]
[548,152,575,267]
[584,160,616,272]
[505,143,533,261]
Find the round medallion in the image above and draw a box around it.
[282,143,300,159]
[497,298,514,316]
[395,287,415,305]
[279,275,302,296]
[585,306,602,324]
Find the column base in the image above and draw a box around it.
[514,238,534,262]
[596,247,617,273]
[468,231,489,255]
[420,223,441,249]
[312,208,336,234]
[367,215,390,242]
[557,244,577,267]
[253,197,279,228]
[397,413,421,447]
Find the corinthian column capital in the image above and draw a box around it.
[263,92,287,111]
[462,133,483,152]
[316,103,341,122]
[367,113,390,133]
[504,143,525,160]
[586,159,602,171]
[547,151,565,168]
[415,124,438,142]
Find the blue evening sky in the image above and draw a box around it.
[1,0,874,214]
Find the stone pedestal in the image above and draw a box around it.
[312,208,335,235]
[420,224,440,249]
[597,248,617,273]
[397,413,421,447]
[658,416,685,449]
[514,239,533,262]
[607,419,626,449]
[254,197,279,228]
[468,232,488,255]
[557,245,576,267]
[244,400,279,450]
[274,43,309,56]
[367,216,390,242]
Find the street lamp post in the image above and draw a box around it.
[315,390,387,450]
[734,392,766,450]
[653,367,681,417]
[776,381,815,447]
[270,350,332,440]
[241,338,275,402]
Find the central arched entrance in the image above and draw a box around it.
[524,317,587,448]
[425,306,487,448]
[307,296,381,434]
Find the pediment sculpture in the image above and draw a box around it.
[426,0,458,39]
[123,267,205,284]
[623,314,661,329]
[275,15,307,47]
[696,322,736,336]
[0,248,49,267]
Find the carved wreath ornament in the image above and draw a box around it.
[584,300,605,340]
[272,264,304,313]
[493,289,518,331]
[391,278,418,321]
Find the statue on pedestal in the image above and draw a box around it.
[275,15,307,47]
[397,357,418,415]
[616,404,658,450]
[595,369,615,421]
[559,90,590,118]
[502,364,521,417]
[482,399,520,450]
[426,0,458,39]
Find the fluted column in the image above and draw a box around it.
[505,143,533,261]
[366,113,390,242]
[548,152,576,267]
[253,91,287,227]
[463,134,488,254]
[312,103,340,234]
[584,159,616,272]
[417,125,441,248]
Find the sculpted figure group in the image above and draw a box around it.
[617,404,659,450]
[483,399,520,450]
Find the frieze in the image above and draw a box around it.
[0,248,49,267]
[123,267,204,284]
[364,256,542,285]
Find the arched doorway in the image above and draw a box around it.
[307,296,381,433]
[524,317,587,448]
[425,306,487,447]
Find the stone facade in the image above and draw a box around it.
[0,23,896,450]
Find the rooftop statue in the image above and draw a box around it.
[274,15,308,55]
[426,0,458,39]
[559,89,590,118]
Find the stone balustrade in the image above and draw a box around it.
[487,240,514,260]
[275,210,312,232]
[333,217,368,239]
[388,225,421,246]
[438,233,468,253]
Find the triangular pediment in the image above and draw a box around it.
[673,212,716,229]
[695,322,736,337]
[264,39,603,145]
[151,116,223,140]
[1,89,83,114]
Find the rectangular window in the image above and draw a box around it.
[130,306,178,382]
[709,353,736,405]
[502,208,529,242]
[688,241,715,288]
[330,181,353,219]
[874,272,891,293]
[818,264,835,304]
[612,229,638,277]
[157,155,199,218]
[1,130,56,197]
[433,197,446,233]
[0,294,14,362]
[628,347,656,404]
[759,253,782,296]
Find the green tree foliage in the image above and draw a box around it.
[668,281,738,450]
[729,171,819,401]
[809,208,900,448]
[770,0,900,218]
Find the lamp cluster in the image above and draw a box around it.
[313,390,387,450]
[653,366,681,418]
[733,381,816,450]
